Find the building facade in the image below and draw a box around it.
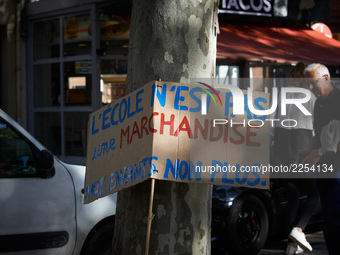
[1,0,340,165]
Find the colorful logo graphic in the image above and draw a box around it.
[196,82,222,115]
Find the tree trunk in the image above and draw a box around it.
[112,0,218,254]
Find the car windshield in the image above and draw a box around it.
[0,119,37,177]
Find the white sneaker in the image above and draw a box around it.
[288,227,312,252]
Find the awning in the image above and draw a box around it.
[217,22,340,66]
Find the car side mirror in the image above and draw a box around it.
[38,149,55,179]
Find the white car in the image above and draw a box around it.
[0,109,117,255]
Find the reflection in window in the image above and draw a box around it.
[101,59,127,75]
[35,112,61,155]
[98,14,129,105]
[99,14,129,55]
[273,67,292,90]
[216,65,239,86]
[100,59,127,104]
[33,19,59,60]
[64,61,91,105]
[0,120,37,177]
[30,11,129,164]
[101,74,126,104]
[67,76,86,104]
[63,14,91,57]
[34,63,60,107]
[65,112,89,157]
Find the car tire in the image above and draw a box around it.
[81,221,114,255]
[226,193,269,255]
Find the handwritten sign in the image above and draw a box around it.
[84,81,270,204]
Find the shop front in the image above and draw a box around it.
[216,19,340,93]
[27,1,130,164]
[25,0,340,165]
[216,0,340,93]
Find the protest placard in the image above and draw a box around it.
[84,80,270,204]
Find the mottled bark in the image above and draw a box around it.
[112,0,217,254]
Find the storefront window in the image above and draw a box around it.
[63,14,92,57]
[250,67,265,91]
[97,14,129,105]
[31,12,93,164]
[273,66,292,89]
[64,112,89,157]
[29,8,129,165]
[64,61,92,105]
[101,74,126,104]
[101,59,127,74]
[100,59,127,104]
[33,63,60,107]
[33,19,59,60]
[34,112,61,155]
[216,65,239,86]
[99,14,129,56]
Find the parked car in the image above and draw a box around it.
[0,109,117,255]
[211,179,323,255]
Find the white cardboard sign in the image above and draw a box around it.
[84,81,270,204]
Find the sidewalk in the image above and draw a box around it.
[259,231,328,255]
